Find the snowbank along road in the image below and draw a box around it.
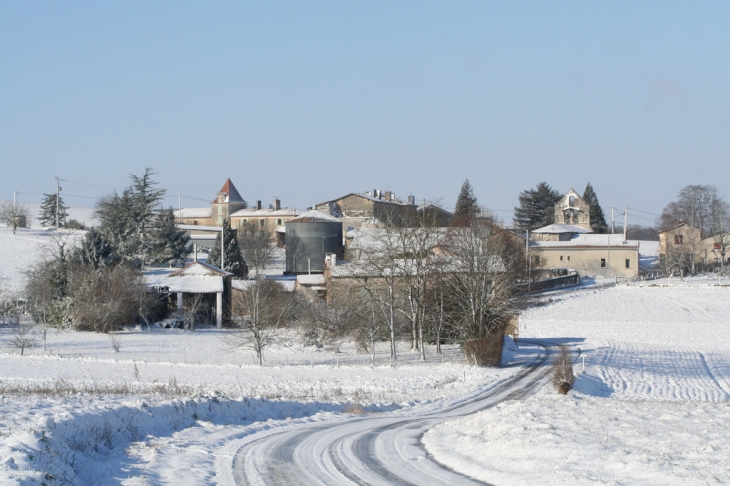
[228,341,553,485]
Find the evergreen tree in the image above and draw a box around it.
[582,182,608,234]
[38,193,66,227]
[72,228,117,268]
[148,208,190,264]
[513,182,562,231]
[208,219,248,277]
[95,168,188,265]
[452,179,479,226]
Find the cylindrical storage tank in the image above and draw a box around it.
[285,210,343,274]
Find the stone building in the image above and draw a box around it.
[174,179,301,245]
[553,188,591,230]
[314,190,418,230]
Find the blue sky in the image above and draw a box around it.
[1,1,728,226]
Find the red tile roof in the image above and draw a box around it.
[212,179,246,204]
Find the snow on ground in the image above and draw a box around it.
[424,278,730,485]
[0,228,86,295]
[0,326,518,484]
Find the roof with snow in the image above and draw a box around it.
[142,269,225,293]
[231,208,301,218]
[532,234,639,248]
[288,209,342,223]
[532,224,593,234]
[317,192,416,207]
[174,207,212,219]
[168,261,233,277]
[212,179,246,204]
[296,274,326,286]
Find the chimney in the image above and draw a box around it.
[256,200,262,210]
[273,198,281,210]
[407,195,415,205]
[384,191,391,201]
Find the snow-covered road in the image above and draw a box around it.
[227,341,552,485]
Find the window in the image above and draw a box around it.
[259,219,266,228]
[567,255,571,262]
[277,218,283,226]
[625,259,631,269]
[559,255,564,262]
[600,258,606,268]
[674,234,683,245]
[193,220,198,225]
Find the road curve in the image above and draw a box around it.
[232,341,553,485]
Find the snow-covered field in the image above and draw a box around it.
[424,279,730,485]
[0,325,517,484]
[0,228,86,294]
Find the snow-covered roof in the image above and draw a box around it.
[296,274,326,286]
[532,234,638,248]
[174,208,212,219]
[232,278,295,292]
[143,271,224,293]
[288,210,341,223]
[169,261,232,277]
[229,208,301,218]
[532,224,593,234]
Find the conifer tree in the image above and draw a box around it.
[95,168,188,265]
[148,208,190,264]
[583,182,608,234]
[208,218,248,277]
[38,193,66,228]
[513,182,561,231]
[452,179,479,226]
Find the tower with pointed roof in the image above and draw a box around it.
[212,179,247,226]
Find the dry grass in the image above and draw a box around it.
[550,345,575,394]
[343,403,364,414]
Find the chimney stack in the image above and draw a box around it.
[256,200,262,210]
[273,198,281,210]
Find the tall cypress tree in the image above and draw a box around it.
[208,218,248,277]
[452,179,479,226]
[513,182,562,231]
[38,193,67,227]
[583,182,608,234]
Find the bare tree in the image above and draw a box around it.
[0,201,31,234]
[659,185,728,237]
[393,212,443,359]
[238,221,275,277]
[348,220,405,362]
[300,290,358,353]
[227,279,297,366]
[444,215,526,366]
[10,320,37,356]
[182,294,206,331]
[353,293,385,366]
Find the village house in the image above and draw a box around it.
[314,189,418,230]
[526,189,650,279]
[174,179,302,246]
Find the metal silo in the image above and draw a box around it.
[285,210,343,274]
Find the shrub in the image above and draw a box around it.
[551,345,575,394]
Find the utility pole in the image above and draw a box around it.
[13,191,16,210]
[611,207,615,234]
[55,177,62,229]
[623,207,628,242]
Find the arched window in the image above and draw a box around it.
[277,218,283,226]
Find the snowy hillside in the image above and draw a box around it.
[424,279,730,485]
[0,200,97,228]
